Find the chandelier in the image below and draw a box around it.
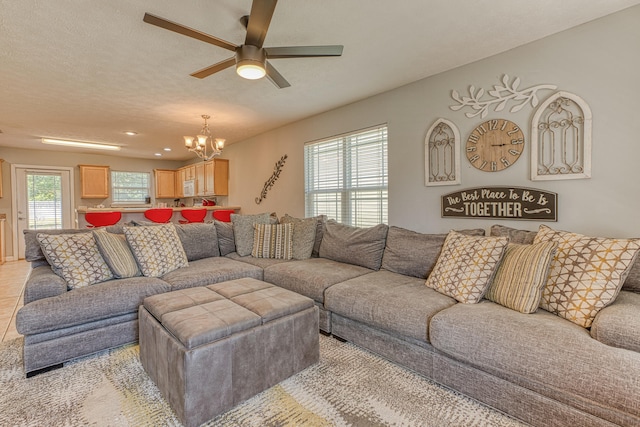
[183,115,225,161]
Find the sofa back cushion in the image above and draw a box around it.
[382,226,485,279]
[175,222,220,261]
[490,224,537,244]
[231,212,278,256]
[319,221,388,270]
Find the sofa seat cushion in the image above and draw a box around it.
[161,257,263,291]
[591,291,640,353]
[226,252,291,269]
[325,270,456,343]
[16,277,170,335]
[264,258,372,303]
[430,301,640,420]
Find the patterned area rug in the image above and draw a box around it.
[0,335,527,426]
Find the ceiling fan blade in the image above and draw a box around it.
[264,45,344,58]
[265,61,290,88]
[190,57,236,79]
[245,0,277,48]
[143,13,237,52]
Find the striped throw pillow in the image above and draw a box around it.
[485,241,557,313]
[93,229,141,278]
[251,223,293,260]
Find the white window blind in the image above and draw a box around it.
[111,171,150,204]
[305,125,388,227]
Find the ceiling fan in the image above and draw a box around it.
[143,0,343,88]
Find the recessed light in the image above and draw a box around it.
[124,131,138,136]
[163,147,171,151]
[154,153,162,157]
[42,138,121,151]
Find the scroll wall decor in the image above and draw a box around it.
[450,74,557,119]
[530,91,592,181]
[425,118,460,186]
[255,154,288,204]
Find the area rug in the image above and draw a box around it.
[0,335,527,426]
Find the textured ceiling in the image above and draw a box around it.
[1,0,639,160]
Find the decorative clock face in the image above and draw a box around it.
[465,119,524,172]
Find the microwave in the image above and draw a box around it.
[183,180,195,197]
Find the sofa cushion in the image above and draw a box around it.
[279,215,317,260]
[484,241,557,314]
[264,258,372,303]
[381,226,485,279]
[425,231,508,304]
[37,232,113,289]
[231,212,278,256]
[251,223,293,259]
[622,259,640,293]
[124,223,188,277]
[490,224,537,244]
[175,222,220,261]
[226,252,291,269]
[161,257,263,291]
[93,229,141,278]
[591,291,640,353]
[534,224,640,328]
[430,301,640,421]
[214,220,236,256]
[319,221,388,270]
[16,276,170,335]
[325,270,456,343]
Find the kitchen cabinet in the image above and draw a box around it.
[194,163,205,196]
[154,169,176,199]
[211,158,229,196]
[79,164,110,199]
[0,159,3,198]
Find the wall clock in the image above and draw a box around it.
[465,118,524,172]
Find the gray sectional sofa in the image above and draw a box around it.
[16,218,640,427]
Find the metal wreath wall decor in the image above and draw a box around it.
[255,154,288,204]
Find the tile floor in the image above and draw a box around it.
[0,260,29,343]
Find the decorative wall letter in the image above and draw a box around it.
[530,91,592,181]
[450,74,557,119]
[425,118,460,186]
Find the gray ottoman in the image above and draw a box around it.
[139,278,319,427]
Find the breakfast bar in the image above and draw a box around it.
[75,206,241,228]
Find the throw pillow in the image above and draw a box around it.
[534,225,640,328]
[381,226,486,279]
[281,214,326,257]
[124,223,188,277]
[279,215,317,259]
[484,241,557,313]
[231,213,278,256]
[175,222,220,261]
[489,224,537,244]
[251,223,293,260]
[92,229,141,279]
[319,221,389,270]
[37,232,113,289]
[425,231,508,304]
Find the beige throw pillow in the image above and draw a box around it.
[425,231,508,304]
[534,225,640,328]
[124,223,188,277]
[251,223,293,260]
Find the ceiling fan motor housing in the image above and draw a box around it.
[236,45,267,79]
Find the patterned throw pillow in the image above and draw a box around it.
[231,213,278,256]
[251,223,293,260]
[534,225,640,328]
[279,215,317,260]
[485,241,557,313]
[37,232,113,290]
[425,231,508,304]
[92,229,141,278]
[124,223,188,277]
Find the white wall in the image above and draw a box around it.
[225,5,640,238]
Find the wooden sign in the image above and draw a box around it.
[442,187,557,221]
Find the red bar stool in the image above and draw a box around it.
[212,209,234,222]
[85,211,122,228]
[143,208,174,223]
[179,209,207,224]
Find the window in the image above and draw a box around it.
[111,171,150,204]
[305,125,388,227]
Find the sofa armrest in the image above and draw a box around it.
[24,266,67,304]
[591,291,640,353]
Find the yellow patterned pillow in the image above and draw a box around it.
[425,231,508,303]
[251,223,293,260]
[124,223,188,277]
[37,232,113,290]
[485,241,557,313]
[534,225,640,328]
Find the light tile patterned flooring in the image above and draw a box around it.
[0,260,29,343]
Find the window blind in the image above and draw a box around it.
[304,125,388,227]
[111,171,150,204]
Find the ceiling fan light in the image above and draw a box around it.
[237,62,266,80]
